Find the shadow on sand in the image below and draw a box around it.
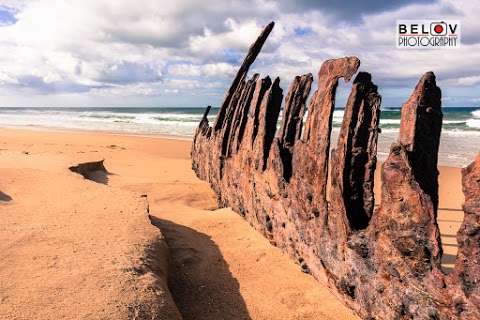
[150,216,252,320]
[68,160,111,184]
[441,254,457,274]
[0,191,12,202]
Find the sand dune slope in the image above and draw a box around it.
[0,132,180,319]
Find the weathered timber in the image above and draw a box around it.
[452,154,480,317]
[330,71,381,232]
[399,71,442,213]
[278,73,313,181]
[213,21,274,132]
[191,21,480,319]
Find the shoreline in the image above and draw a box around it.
[1,124,476,168]
[0,124,193,141]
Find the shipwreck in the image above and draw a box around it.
[191,21,480,319]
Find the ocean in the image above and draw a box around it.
[0,106,479,167]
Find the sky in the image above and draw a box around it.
[0,0,478,108]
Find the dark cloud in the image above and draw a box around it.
[444,5,480,45]
[96,62,163,84]
[1,58,164,97]
[103,0,277,48]
[12,75,105,94]
[277,0,438,21]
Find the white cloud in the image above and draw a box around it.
[168,63,236,78]
[90,83,159,97]
[445,75,480,86]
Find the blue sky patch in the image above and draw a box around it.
[222,49,242,64]
[294,26,314,37]
[0,6,17,26]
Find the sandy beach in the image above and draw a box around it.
[0,127,465,319]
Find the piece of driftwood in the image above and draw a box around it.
[191,21,480,319]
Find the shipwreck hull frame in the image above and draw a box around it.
[191,22,480,320]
